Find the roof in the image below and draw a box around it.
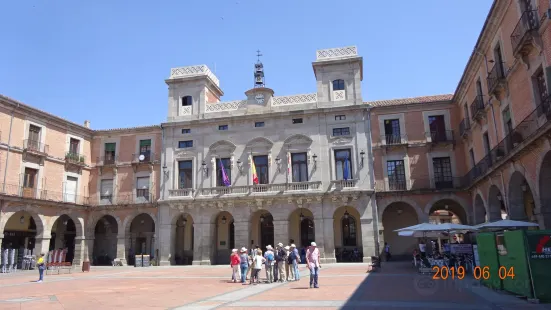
[93,124,161,133]
[366,94,453,108]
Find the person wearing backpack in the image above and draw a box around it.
[290,244,301,281]
[264,245,275,283]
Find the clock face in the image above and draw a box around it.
[255,93,265,104]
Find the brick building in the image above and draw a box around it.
[0,0,549,266]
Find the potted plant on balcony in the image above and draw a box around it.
[79,156,85,164]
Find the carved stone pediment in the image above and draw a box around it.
[175,149,197,158]
[330,137,353,145]
[209,140,237,154]
[284,134,313,146]
[246,137,274,151]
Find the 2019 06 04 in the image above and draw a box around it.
[431,266,515,280]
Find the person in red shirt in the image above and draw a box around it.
[230,249,241,283]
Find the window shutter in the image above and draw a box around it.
[546,66,551,95]
[105,143,116,152]
[101,180,113,195]
[139,140,151,147]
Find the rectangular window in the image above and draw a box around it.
[483,133,491,155]
[178,140,193,148]
[255,121,265,128]
[384,119,401,144]
[476,79,483,97]
[69,138,80,155]
[386,160,406,190]
[332,127,350,136]
[292,118,303,124]
[219,125,228,131]
[535,69,549,107]
[22,167,38,198]
[181,96,192,106]
[65,176,78,203]
[334,149,352,180]
[253,155,269,184]
[291,153,308,182]
[216,158,232,186]
[335,115,346,121]
[469,149,475,168]
[178,160,193,189]
[100,179,113,203]
[136,176,150,200]
[428,115,447,142]
[182,128,191,134]
[104,143,116,164]
[433,157,453,189]
[27,125,41,151]
[139,139,152,161]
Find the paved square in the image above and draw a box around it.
[0,262,548,309]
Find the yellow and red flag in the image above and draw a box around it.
[251,159,259,185]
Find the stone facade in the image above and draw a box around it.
[0,0,549,267]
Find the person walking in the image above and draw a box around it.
[36,253,45,283]
[306,242,321,288]
[384,242,391,261]
[230,249,241,283]
[290,244,300,281]
[239,247,249,284]
[264,245,275,283]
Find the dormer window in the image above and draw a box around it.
[332,79,346,102]
[181,96,192,106]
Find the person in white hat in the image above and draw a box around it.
[264,245,275,283]
[289,244,301,281]
[306,241,321,288]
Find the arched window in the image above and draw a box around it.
[181,96,192,106]
[332,79,345,91]
[342,215,357,246]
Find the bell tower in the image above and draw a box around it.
[245,49,274,107]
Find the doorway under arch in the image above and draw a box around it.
[174,213,194,265]
[488,185,507,221]
[539,151,551,228]
[128,213,155,265]
[93,215,118,266]
[473,194,486,224]
[50,215,77,264]
[251,210,274,250]
[333,206,362,262]
[1,211,38,253]
[214,211,235,264]
[382,202,419,259]
[288,208,315,249]
[508,171,536,222]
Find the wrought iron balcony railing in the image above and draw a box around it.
[462,94,551,186]
[65,152,86,166]
[459,118,471,137]
[470,95,485,120]
[511,10,540,56]
[97,155,118,166]
[0,183,89,205]
[23,139,49,154]
[375,177,463,192]
[168,181,323,198]
[426,130,454,144]
[487,62,507,96]
[381,134,408,146]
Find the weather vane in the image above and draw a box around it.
[256,50,262,63]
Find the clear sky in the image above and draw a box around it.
[0,0,493,130]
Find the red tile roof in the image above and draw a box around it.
[366,94,453,107]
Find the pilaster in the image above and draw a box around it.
[116,235,127,265]
[233,220,250,250]
[273,219,289,246]
[321,217,336,263]
[192,223,213,265]
[159,223,172,266]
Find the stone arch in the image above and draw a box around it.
[288,208,315,248]
[49,213,84,238]
[88,213,123,237]
[508,170,536,222]
[333,206,363,262]
[123,212,157,236]
[378,197,424,222]
[283,134,313,146]
[92,215,119,265]
[538,150,551,228]
[381,201,419,258]
[245,137,274,148]
[473,193,486,224]
[488,185,505,221]
[426,198,468,225]
[250,209,274,250]
[0,205,46,238]
[423,194,470,224]
[172,212,194,265]
[208,140,237,153]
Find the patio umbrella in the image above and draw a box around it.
[475,219,539,230]
[398,230,443,238]
[394,223,440,232]
[425,223,478,234]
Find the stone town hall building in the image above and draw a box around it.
[0,0,550,266]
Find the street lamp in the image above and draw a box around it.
[260,214,265,223]
[222,216,227,224]
[299,211,305,222]
[344,210,349,219]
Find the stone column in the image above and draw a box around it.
[192,223,213,265]
[159,223,172,266]
[83,237,94,263]
[233,220,250,250]
[321,217,336,263]
[34,236,51,257]
[116,235,127,265]
[72,236,85,267]
[273,220,289,246]
[360,218,376,263]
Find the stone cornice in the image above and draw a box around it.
[370,101,454,113]
[452,0,511,105]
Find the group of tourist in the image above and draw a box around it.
[230,241,321,288]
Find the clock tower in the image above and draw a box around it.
[245,50,274,107]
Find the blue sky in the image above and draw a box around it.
[0,0,493,130]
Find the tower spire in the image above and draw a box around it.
[254,50,265,88]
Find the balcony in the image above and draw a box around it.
[380,134,408,146]
[426,130,455,147]
[65,152,86,167]
[116,190,154,205]
[463,95,551,187]
[459,118,471,139]
[132,152,155,164]
[487,62,507,98]
[97,155,118,174]
[168,181,323,199]
[23,139,48,156]
[470,95,486,121]
[511,10,541,64]
[330,179,358,190]
[375,177,463,192]
[0,183,89,205]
